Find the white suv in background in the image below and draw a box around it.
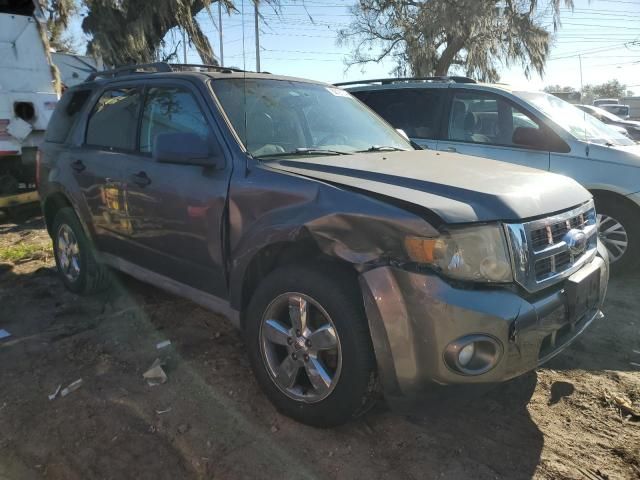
[340,77,640,273]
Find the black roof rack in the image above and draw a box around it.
[86,62,246,81]
[334,76,476,87]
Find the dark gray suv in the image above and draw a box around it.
[38,63,609,426]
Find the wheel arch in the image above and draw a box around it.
[43,192,74,234]
[235,239,360,329]
[590,188,640,213]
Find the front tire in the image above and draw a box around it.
[594,197,640,275]
[245,264,378,427]
[52,207,111,294]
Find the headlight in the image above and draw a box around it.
[404,224,513,283]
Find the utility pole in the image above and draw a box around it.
[218,1,224,66]
[254,0,260,72]
[579,54,584,93]
[182,28,188,64]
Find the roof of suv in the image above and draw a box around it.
[79,62,326,88]
[336,77,521,95]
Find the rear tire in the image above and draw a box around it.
[594,196,640,275]
[245,263,378,427]
[52,207,111,294]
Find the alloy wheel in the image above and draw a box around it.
[597,213,628,263]
[259,293,342,403]
[56,224,81,282]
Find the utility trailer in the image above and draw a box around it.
[0,0,58,216]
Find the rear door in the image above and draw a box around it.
[120,80,232,297]
[437,90,551,171]
[351,87,446,150]
[74,86,143,254]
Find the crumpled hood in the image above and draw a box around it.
[268,150,591,223]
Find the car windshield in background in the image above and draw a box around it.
[210,78,411,158]
[585,105,625,122]
[518,91,634,147]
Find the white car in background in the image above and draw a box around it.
[340,78,640,272]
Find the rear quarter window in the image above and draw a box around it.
[45,89,93,144]
[353,88,445,140]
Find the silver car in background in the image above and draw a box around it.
[342,78,640,273]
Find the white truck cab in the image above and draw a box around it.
[0,0,58,206]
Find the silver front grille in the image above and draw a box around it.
[504,201,598,292]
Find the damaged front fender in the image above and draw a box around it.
[227,162,439,310]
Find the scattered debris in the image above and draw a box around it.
[156,407,172,415]
[605,391,640,420]
[177,423,190,434]
[143,358,167,386]
[0,329,11,340]
[60,379,83,397]
[48,384,62,401]
[270,425,279,433]
[631,362,640,369]
[156,340,171,350]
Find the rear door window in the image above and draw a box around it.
[139,87,210,153]
[45,89,92,143]
[85,88,142,150]
[354,88,444,140]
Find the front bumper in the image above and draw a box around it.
[359,245,609,400]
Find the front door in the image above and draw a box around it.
[437,90,550,171]
[120,83,232,298]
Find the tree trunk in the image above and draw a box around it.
[434,37,464,76]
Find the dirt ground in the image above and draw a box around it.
[0,216,639,480]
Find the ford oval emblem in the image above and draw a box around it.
[563,228,587,256]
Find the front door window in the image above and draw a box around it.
[448,92,542,148]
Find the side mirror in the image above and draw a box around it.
[512,127,548,150]
[152,132,224,168]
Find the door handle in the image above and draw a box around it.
[446,147,457,153]
[71,159,86,173]
[131,171,151,187]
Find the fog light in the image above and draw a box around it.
[444,334,503,375]
[458,343,475,366]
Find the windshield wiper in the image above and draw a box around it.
[356,145,407,153]
[255,148,349,159]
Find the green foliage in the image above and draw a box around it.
[582,80,628,102]
[40,0,79,53]
[81,0,245,66]
[0,242,52,263]
[339,0,574,82]
[543,85,576,93]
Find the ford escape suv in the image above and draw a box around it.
[39,63,609,426]
[340,77,640,274]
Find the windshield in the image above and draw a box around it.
[210,78,411,157]
[518,91,634,147]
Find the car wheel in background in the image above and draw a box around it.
[594,197,640,274]
[52,207,111,294]
[245,264,378,427]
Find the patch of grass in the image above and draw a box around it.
[0,242,53,263]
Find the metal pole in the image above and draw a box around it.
[579,54,584,92]
[182,29,188,63]
[254,0,260,72]
[218,1,224,66]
